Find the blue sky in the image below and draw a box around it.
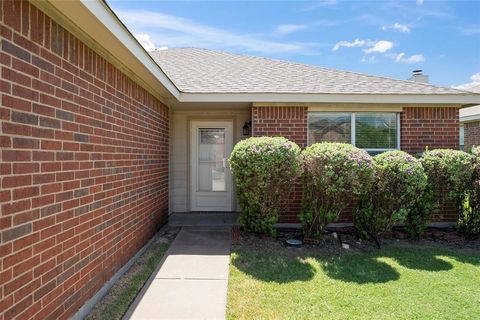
[108,0,480,89]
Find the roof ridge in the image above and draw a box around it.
[152,47,469,94]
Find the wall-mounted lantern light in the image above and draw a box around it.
[243,121,251,136]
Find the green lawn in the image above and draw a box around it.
[87,241,170,320]
[227,243,480,320]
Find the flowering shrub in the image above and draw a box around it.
[354,150,427,246]
[228,137,301,236]
[458,146,480,238]
[421,149,475,206]
[300,143,374,238]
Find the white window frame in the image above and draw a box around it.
[308,112,401,152]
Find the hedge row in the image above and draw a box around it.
[228,137,480,244]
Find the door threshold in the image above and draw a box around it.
[168,212,239,227]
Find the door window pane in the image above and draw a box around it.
[308,113,351,144]
[198,128,226,191]
[355,113,397,149]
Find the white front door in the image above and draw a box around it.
[190,121,233,211]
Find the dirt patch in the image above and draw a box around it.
[87,226,180,320]
[235,227,480,257]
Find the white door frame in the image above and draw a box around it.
[190,120,233,211]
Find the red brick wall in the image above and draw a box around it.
[464,121,480,151]
[252,106,307,148]
[400,107,460,221]
[251,106,306,223]
[401,106,459,154]
[0,2,169,319]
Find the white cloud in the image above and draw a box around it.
[361,55,376,63]
[332,39,393,54]
[135,34,156,51]
[453,72,480,91]
[275,24,307,35]
[135,34,169,52]
[363,40,393,54]
[116,10,317,55]
[332,38,367,51]
[460,26,480,35]
[394,23,410,33]
[300,0,339,11]
[416,0,424,5]
[382,23,411,33]
[387,52,425,64]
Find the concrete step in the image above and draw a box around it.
[168,212,239,227]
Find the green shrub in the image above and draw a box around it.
[300,143,374,238]
[458,146,480,238]
[355,151,427,247]
[421,149,475,207]
[404,186,436,238]
[228,137,301,236]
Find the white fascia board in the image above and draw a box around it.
[45,0,180,100]
[460,114,480,123]
[78,0,180,98]
[178,92,480,105]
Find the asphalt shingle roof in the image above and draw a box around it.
[150,48,467,95]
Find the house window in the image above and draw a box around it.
[308,112,400,153]
[459,124,465,151]
[308,113,351,144]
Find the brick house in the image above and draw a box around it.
[1,1,480,319]
[460,106,480,151]
[459,84,480,151]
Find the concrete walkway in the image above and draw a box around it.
[124,227,231,320]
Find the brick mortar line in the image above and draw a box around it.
[1,28,168,114]
[1,176,166,220]
[2,179,165,224]
[1,105,167,143]
[1,4,170,319]
[2,195,163,278]
[1,62,166,128]
[3,208,163,312]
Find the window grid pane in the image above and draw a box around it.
[308,113,351,144]
[355,113,397,149]
[197,128,226,192]
[308,112,399,151]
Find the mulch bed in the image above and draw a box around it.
[235,226,480,255]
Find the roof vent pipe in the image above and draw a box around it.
[408,70,429,83]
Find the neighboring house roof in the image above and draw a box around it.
[151,48,467,95]
[468,84,480,94]
[460,85,480,122]
[460,105,480,122]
